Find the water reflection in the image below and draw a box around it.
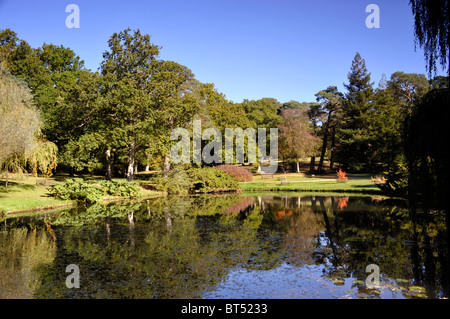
[0,194,448,299]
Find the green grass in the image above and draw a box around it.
[0,176,75,214]
[1,172,383,215]
[0,174,162,215]
[239,173,382,194]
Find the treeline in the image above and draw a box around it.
[1,27,448,184]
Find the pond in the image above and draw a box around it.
[0,193,448,299]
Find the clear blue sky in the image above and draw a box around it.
[0,0,443,103]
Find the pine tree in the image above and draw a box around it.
[335,52,375,171]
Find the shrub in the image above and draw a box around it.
[336,169,348,183]
[48,179,140,203]
[154,166,240,194]
[372,163,408,197]
[214,164,253,182]
[154,166,191,195]
[187,167,239,193]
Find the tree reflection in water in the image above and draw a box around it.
[0,193,448,299]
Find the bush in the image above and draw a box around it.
[214,164,253,182]
[336,169,348,183]
[154,166,191,195]
[372,163,408,197]
[48,178,140,203]
[187,167,239,193]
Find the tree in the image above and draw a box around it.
[388,71,430,117]
[307,102,325,173]
[409,0,449,76]
[100,28,198,181]
[336,52,375,171]
[240,98,281,170]
[198,82,254,131]
[241,97,281,129]
[429,75,449,88]
[0,29,20,72]
[0,70,53,189]
[151,60,198,176]
[314,86,343,173]
[405,88,449,208]
[100,28,161,181]
[1,29,87,147]
[279,108,320,173]
[368,75,403,169]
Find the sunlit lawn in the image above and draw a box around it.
[240,173,381,194]
[1,171,382,214]
[0,175,74,214]
[0,173,161,214]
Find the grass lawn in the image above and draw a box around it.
[239,173,382,194]
[1,171,383,215]
[0,176,76,214]
[0,174,163,215]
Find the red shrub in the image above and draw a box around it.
[337,168,348,182]
[214,164,253,182]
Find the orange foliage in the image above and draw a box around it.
[337,168,348,182]
[337,197,348,210]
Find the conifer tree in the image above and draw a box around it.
[335,52,375,171]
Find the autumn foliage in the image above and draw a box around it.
[336,168,348,182]
[214,164,253,182]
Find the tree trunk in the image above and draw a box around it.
[105,149,112,181]
[164,155,171,178]
[165,207,172,233]
[309,156,315,174]
[329,125,336,171]
[128,211,135,249]
[296,160,300,173]
[317,110,332,174]
[5,171,8,191]
[127,141,135,182]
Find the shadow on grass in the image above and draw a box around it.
[0,181,37,192]
[350,184,379,189]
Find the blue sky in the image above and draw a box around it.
[0,0,443,103]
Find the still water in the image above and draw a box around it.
[1,194,448,299]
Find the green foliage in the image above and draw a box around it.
[155,166,191,195]
[409,0,449,75]
[336,53,375,172]
[187,167,239,193]
[404,88,449,207]
[373,162,409,197]
[240,97,281,129]
[197,82,254,131]
[154,166,240,194]
[48,178,140,203]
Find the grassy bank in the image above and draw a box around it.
[0,174,162,215]
[0,176,75,215]
[239,173,382,194]
[1,172,383,216]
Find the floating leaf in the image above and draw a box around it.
[396,278,410,283]
[409,286,426,293]
[331,278,345,285]
[345,290,355,294]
